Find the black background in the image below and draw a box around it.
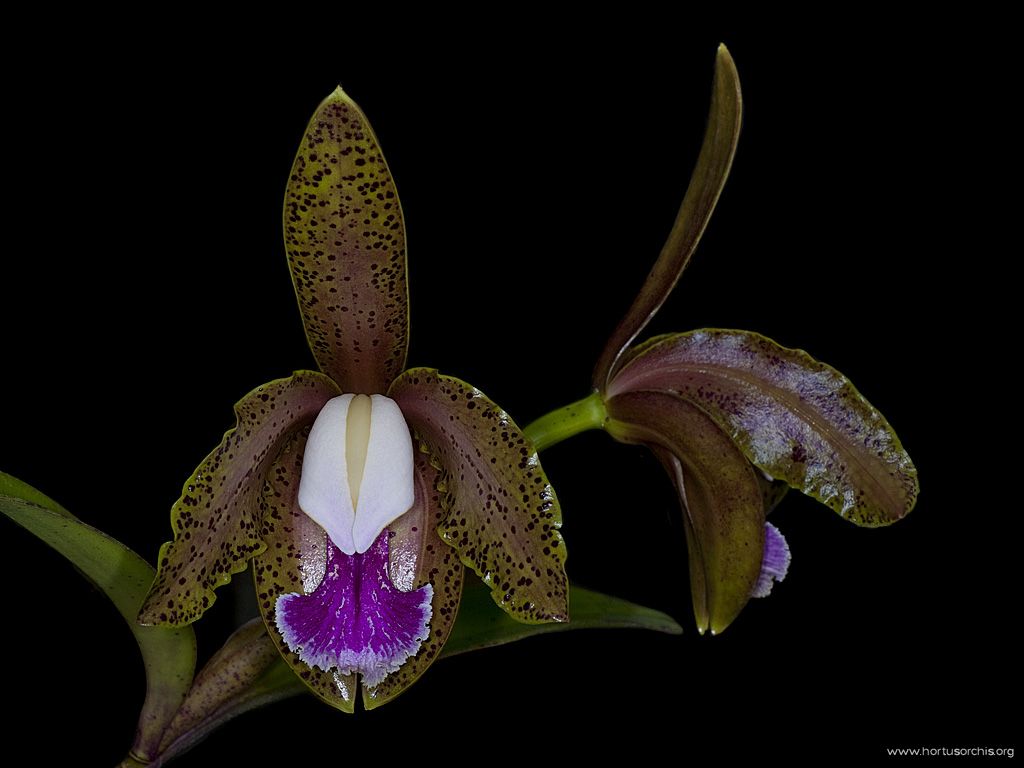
[1,19,1013,765]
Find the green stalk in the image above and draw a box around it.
[523,392,608,451]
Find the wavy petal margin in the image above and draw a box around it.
[390,368,568,624]
[752,522,790,599]
[275,532,432,687]
[140,370,339,626]
[594,44,742,388]
[607,391,765,634]
[285,86,409,393]
[608,330,918,525]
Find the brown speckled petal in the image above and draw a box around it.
[390,369,568,624]
[607,390,765,635]
[253,429,357,713]
[285,87,408,393]
[362,438,465,709]
[139,371,339,627]
[608,330,919,525]
[158,618,278,754]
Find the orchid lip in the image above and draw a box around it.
[297,393,415,555]
[275,530,433,687]
[752,522,790,599]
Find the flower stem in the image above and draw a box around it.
[523,392,608,452]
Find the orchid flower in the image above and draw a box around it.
[136,87,568,710]
[522,46,918,634]
[1,45,923,767]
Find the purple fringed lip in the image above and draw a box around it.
[276,530,433,687]
[752,522,791,599]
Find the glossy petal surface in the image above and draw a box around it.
[140,371,339,626]
[364,439,465,709]
[254,430,356,712]
[276,532,432,687]
[285,87,408,393]
[608,391,765,634]
[594,44,742,388]
[609,329,918,525]
[390,368,568,624]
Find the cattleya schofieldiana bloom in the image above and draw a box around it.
[525,45,919,633]
[136,86,568,710]
[0,44,921,767]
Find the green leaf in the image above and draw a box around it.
[594,44,742,389]
[606,392,766,634]
[442,575,682,657]
[608,329,919,525]
[157,618,305,763]
[285,86,409,394]
[0,473,196,762]
[0,473,73,517]
[363,439,465,710]
[140,370,339,627]
[390,368,568,624]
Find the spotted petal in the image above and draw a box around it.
[593,44,742,389]
[139,370,339,626]
[608,390,765,634]
[285,87,408,393]
[158,618,279,757]
[608,330,918,525]
[390,368,568,624]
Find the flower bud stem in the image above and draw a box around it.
[523,392,608,452]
